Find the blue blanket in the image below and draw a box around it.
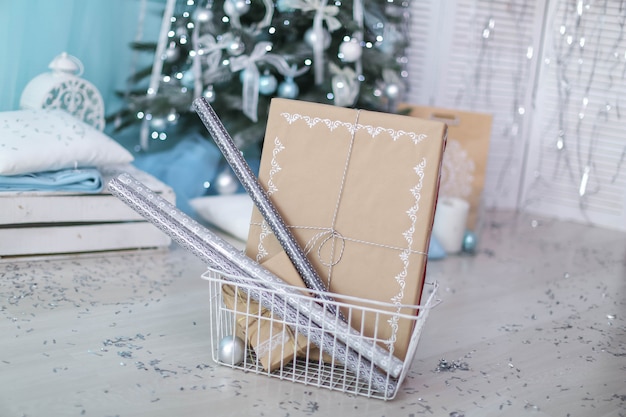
[0,168,103,193]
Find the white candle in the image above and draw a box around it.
[432,197,470,254]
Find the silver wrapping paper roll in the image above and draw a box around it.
[108,173,403,378]
[191,97,342,318]
[107,173,401,393]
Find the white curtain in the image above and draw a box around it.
[406,0,626,231]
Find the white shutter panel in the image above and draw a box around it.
[406,0,546,210]
[520,1,626,231]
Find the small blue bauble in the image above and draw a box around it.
[277,79,299,99]
[427,235,446,260]
[462,230,478,253]
[276,0,295,12]
[239,69,250,84]
[258,73,278,95]
[180,70,195,88]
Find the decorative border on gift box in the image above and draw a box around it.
[387,157,426,350]
[280,112,428,144]
[266,136,284,196]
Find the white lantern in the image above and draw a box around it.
[20,52,105,131]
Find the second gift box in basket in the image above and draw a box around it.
[239,98,447,369]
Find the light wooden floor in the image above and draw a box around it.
[1,210,624,416]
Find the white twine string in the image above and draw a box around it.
[319,110,360,285]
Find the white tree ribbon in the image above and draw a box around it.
[230,42,309,121]
[191,24,204,100]
[330,62,359,107]
[313,3,325,85]
[196,33,232,74]
[263,57,309,79]
[256,0,276,31]
[230,42,272,122]
[281,0,341,31]
[283,0,341,85]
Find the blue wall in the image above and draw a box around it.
[0,0,164,115]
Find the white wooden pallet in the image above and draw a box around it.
[0,164,174,258]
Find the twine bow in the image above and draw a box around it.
[303,228,346,269]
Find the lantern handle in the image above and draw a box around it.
[48,52,84,76]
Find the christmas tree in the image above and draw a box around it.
[111,0,410,198]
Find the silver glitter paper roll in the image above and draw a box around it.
[107,174,397,395]
[192,97,341,318]
[108,173,404,379]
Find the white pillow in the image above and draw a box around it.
[0,108,133,175]
[190,193,254,242]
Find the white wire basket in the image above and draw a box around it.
[202,268,439,400]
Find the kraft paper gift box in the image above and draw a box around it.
[244,98,447,362]
[400,105,492,231]
[221,284,332,371]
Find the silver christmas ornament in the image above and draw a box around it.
[227,38,246,56]
[215,170,239,194]
[224,0,250,16]
[304,28,331,50]
[193,7,212,23]
[384,83,400,100]
[218,335,245,365]
[339,39,362,62]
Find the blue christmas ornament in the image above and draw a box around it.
[277,78,299,99]
[462,230,478,253]
[258,72,278,95]
[427,235,446,260]
[276,0,295,12]
[239,69,250,83]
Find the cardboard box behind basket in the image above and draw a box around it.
[0,165,173,258]
[241,98,446,368]
[400,105,493,231]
